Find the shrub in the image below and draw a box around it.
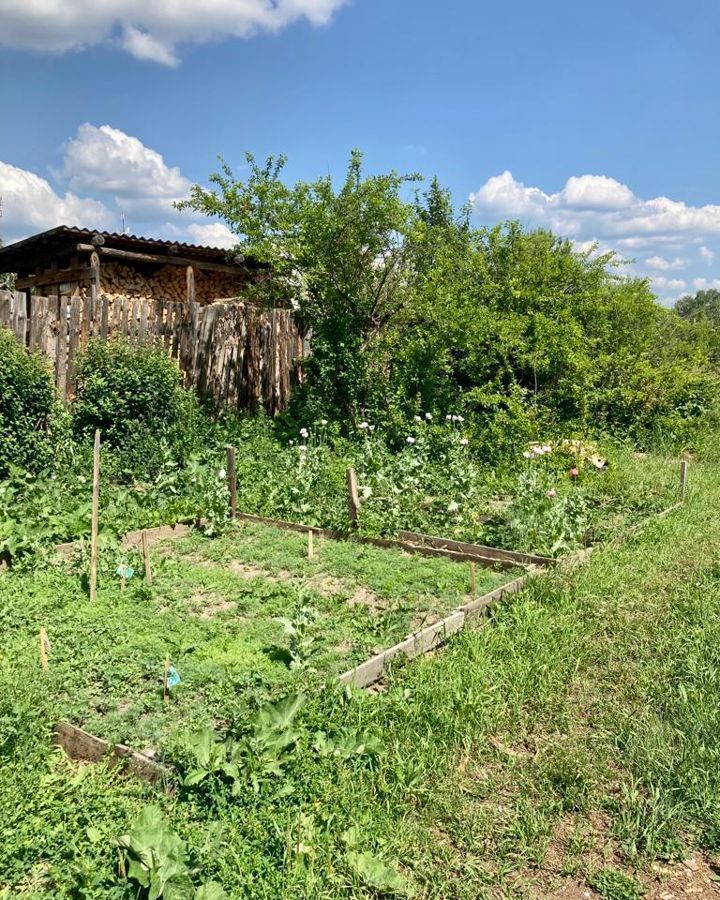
[0,327,61,477]
[72,339,200,476]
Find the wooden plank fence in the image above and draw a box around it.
[0,289,303,415]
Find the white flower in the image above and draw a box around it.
[359,421,369,430]
[425,412,433,420]
[457,415,464,423]
[369,425,376,432]
[448,501,460,513]
[320,419,328,426]
[446,414,452,421]
[218,468,226,479]
[542,444,552,454]
[299,427,309,438]
[414,415,422,423]
[523,450,532,459]
[289,439,294,446]
[298,444,308,452]
[459,438,469,446]
[406,436,416,444]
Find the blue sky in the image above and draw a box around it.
[1,0,719,303]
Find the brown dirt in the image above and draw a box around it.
[544,855,720,899]
[228,560,279,580]
[407,609,442,633]
[521,812,720,900]
[346,584,386,612]
[189,590,237,619]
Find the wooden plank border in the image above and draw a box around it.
[338,574,531,689]
[234,512,528,572]
[397,530,554,568]
[52,722,171,788]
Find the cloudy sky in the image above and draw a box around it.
[1,0,719,304]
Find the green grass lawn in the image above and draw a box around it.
[1,457,720,898]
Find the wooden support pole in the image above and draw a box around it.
[39,628,50,671]
[89,429,100,602]
[226,446,237,518]
[163,658,170,703]
[186,266,196,303]
[470,561,477,597]
[346,468,360,530]
[307,529,314,559]
[141,530,152,585]
[680,460,688,500]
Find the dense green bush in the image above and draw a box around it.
[72,338,202,477]
[0,327,62,477]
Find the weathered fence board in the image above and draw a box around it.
[0,289,302,414]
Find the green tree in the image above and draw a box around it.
[676,288,720,326]
[178,151,421,420]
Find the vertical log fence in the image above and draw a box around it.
[0,289,303,415]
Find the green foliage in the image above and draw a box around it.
[182,694,306,796]
[73,338,199,474]
[116,806,225,900]
[181,152,719,444]
[179,151,421,419]
[676,288,720,326]
[487,466,589,557]
[0,327,63,477]
[588,866,644,900]
[346,850,415,897]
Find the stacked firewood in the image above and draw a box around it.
[99,262,246,304]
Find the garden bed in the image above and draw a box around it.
[17,520,521,756]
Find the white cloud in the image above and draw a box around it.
[63,124,189,200]
[0,0,349,66]
[692,278,720,292]
[471,171,720,303]
[652,276,687,293]
[0,160,112,236]
[1,124,238,250]
[122,26,179,67]
[185,223,237,249]
[471,171,720,242]
[644,255,686,271]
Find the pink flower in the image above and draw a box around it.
[569,467,579,479]
[546,489,557,499]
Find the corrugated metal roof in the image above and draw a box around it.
[0,226,255,271]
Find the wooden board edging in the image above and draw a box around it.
[52,722,171,788]
[397,530,555,568]
[235,512,527,572]
[338,573,532,689]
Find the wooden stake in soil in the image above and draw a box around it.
[163,658,170,703]
[346,467,360,530]
[39,628,50,671]
[226,446,237,519]
[89,429,100,602]
[469,561,477,597]
[680,460,689,500]
[307,529,314,559]
[141,530,152,585]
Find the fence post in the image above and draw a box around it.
[226,446,237,518]
[346,468,360,530]
[89,429,101,602]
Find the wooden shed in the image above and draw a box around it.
[0,226,262,305]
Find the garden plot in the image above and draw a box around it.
[16,521,519,756]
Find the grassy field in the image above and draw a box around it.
[2,453,720,898]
